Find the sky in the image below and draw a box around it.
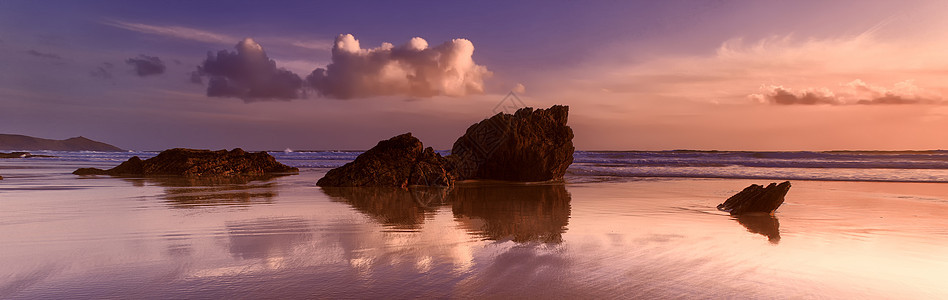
[2,0,948,151]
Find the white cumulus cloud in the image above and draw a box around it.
[307,34,491,99]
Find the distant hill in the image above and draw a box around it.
[0,134,124,151]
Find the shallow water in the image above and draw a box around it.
[2,157,948,298]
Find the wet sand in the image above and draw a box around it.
[1,162,948,298]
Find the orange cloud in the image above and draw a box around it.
[751,80,944,105]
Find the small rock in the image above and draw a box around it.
[717,181,791,215]
[0,152,31,158]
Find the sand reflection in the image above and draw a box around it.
[322,183,571,243]
[226,217,313,260]
[321,187,447,229]
[451,184,571,243]
[123,175,287,208]
[734,214,780,244]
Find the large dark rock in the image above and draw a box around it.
[316,105,575,187]
[73,148,298,176]
[316,133,453,187]
[717,181,791,215]
[448,105,574,181]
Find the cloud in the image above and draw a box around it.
[289,39,333,51]
[89,62,114,79]
[103,19,331,51]
[195,38,303,100]
[307,34,491,99]
[751,80,944,105]
[126,55,166,76]
[189,71,203,84]
[26,50,61,60]
[551,31,948,109]
[102,19,236,44]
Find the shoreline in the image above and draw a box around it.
[2,172,946,298]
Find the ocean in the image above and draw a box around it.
[2,150,947,298]
[11,149,948,182]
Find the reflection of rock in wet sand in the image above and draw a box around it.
[226,217,312,259]
[124,175,286,208]
[321,183,571,243]
[451,183,571,243]
[321,187,446,229]
[735,214,780,244]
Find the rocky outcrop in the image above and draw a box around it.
[316,105,575,187]
[73,148,298,176]
[717,181,791,215]
[449,105,574,181]
[316,133,453,187]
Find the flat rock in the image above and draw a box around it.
[0,152,54,158]
[717,181,791,215]
[448,105,574,182]
[316,133,453,187]
[73,148,298,176]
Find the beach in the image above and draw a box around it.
[2,152,948,298]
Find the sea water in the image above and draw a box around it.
[1,150,947,298]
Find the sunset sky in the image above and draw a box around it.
[3,1,948,151]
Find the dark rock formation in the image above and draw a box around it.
[0,134,123,151]
[73,148,298,176]
[0,152,28,158]
[717,181,791,215]
[0,152,54,158]
[316,133,453,187]
[449,105,574,181]
[316,105,575,187]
